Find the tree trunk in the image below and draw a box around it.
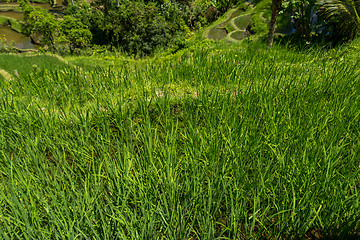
[267,0,282,48]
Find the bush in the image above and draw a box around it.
[89,1,183,56]
[81,0,243,55]
[0,36,17,53]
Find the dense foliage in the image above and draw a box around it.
[13,0,360,53]
[20,0,242,55]
[318,0,360,42]
[81,0,242,55]
[274,0,360,45]
[19,1,91,53]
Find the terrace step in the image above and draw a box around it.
[204,4,253,42]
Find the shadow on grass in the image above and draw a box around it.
[302,220,360,240]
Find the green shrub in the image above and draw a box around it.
[89,1,182,56]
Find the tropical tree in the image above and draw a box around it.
[60,16,92,53]
[24,6,61,51]
[280,0,317,39]
[318,0,360,41]
[267,0,283,48]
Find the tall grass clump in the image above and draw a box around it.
[0,42,360,239]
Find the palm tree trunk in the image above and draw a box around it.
[267,0,282,48]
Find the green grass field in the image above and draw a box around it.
[0,40,360,239]
[0,54,75,76]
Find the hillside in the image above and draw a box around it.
[0,39,360,239]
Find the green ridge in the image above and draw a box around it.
[0,16,25,33]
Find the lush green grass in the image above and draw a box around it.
[64,54,130,71]
[0,54,76,78]
[0,40,360,239]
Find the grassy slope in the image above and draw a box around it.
[0,40,360,239]
[0,54,76,77]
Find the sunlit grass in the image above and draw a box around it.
[0,41,359,239]
[0,54,75,77]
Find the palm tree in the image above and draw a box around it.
[318,0,360,41]
[267,0,283,48]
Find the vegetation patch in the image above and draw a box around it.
[225,21,236,33]
[217,19,231,28]
[0,15,24,33]
[0,4,18,12]
[229,30,250,40]
[0,69,12,81]
[216,9,244,28]
[234,14,252,30]
[0,0,360,238]
[204,5,255,43]
[0,54,75,77]
[208,27,228,40]
[230,8,244,19]
[0,41,360,238]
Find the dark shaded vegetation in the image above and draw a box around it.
[268,0,360,48]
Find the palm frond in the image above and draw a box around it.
[317,0,360,40]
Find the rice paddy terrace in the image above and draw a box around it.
[204,4,254,42]
[0,1,63,50]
